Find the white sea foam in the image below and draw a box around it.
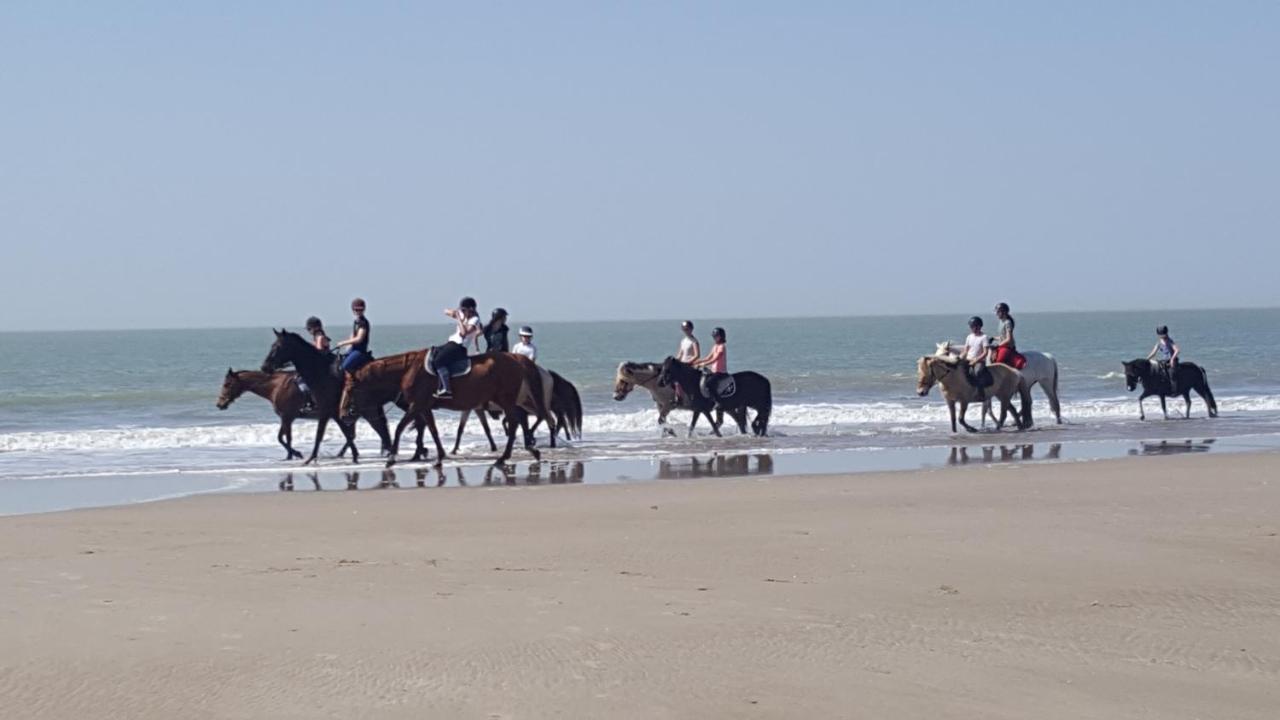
[4,395,1279,455]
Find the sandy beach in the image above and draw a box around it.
[2,453,1278,719]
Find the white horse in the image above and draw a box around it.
[935,342,1062,425]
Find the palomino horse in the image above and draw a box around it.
[613,361,695,436]
[341,349,550,467]
[1122,358,1218,420]
[916,355,1031,433]
[338,351,469,463]
[261,330,393,464]
[658,357,773,437]
[216,368,355,460]
[935,342,1061,425]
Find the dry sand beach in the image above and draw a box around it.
[2,453,1279,719]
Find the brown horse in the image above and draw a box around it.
[342,350,550,467]
[916,355,1030,433]
[453,366,581,452]
[216,368,355,460]
[342,351,496,462]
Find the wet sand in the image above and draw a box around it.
[2,453,1278,719]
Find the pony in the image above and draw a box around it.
[916,355,1030,433]
[260,329,392,464]
[935,341,1061,425]
[341,349,550,467]
[1121,359,1218,420]
[613,361,695,436]
[216,368,355,460]
[657,357,772,437]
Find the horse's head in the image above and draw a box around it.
[657,356,679,388]
[934,341,958,358]
[916,355,955,397]
[1122,360,1142,392]
[216,367,243,410]
[613,362,636,401]
[262,329,290,373]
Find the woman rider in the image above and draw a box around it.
[692,327,729,399]
[296,316,333,411]
[432,297,483,399]
[1146,325,1181,393]
[484,308,510,353]
[334,298,371,374]
[992,302,1017,365]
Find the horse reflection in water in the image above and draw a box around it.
[280,462,586,491]
[946,443,1063,466]
[1129,438,1216,456]
[657,453,774,480]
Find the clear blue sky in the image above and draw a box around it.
[2,2,1277,331]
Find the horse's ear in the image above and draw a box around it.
[273,328,282,337]
[227,367,234,376]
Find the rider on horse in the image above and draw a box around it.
[1147,325,1181,393]
[963,316,992,396]
[513,326,537,362]
[484,308,510,353]
[992,302,1020,366]
[335,298,372,374]
[432,296,483,399]
[692,326,729,399]
[296,316,333,412]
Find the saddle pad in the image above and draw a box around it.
[705,374,736,399]
[424,348,472,377]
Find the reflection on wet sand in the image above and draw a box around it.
[946,443,1063,466]
[657,454,774,480]
[278,461,586,491]
[1129,438,1217,456]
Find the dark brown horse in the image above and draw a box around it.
[342,351,496,462]
[261,329,393,464]
[453,367,582,452]
[216,368,356,460]
[342,349,550,467]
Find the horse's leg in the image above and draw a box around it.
[731,407,748,434]
[688,409,700,438]
[658,405,676,437]
[948,401,958,433]
[304,416,329,466]
[707,409,722,437]
[958,402,978,433]
[1159,395,1169,420]
[495,414,519,466]
[335,415,360,464]
[421,410,446,466]
[277,423,292,460]
[384,411,416,467]
[518,411,541,461]
[477,410,498,451]
[453,410,469,455]
[1184,391,1192,419]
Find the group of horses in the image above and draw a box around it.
[217,330,1221,469]
[915,341,1219,432]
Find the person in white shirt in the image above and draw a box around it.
[431,296,483,399]
[963,315,990,394]
[513,326,537,362]
[676,320,700,363]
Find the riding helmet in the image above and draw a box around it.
[459,296,477,310]
[681,320,694,330]
[969,316,984,328]
[519,326,533,336]
[305,316,323,332]
[712,327,726,341]
[1156,325,1169,336]
[492,307,508,318]
[351,297,366,310]
[994,302,1010,314]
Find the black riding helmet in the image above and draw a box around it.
[492,307,507,319]
[712,327,726,341]
[459,296,477,311]
[1156,325,1169,336]
[305,316,323,333]
[969,316,984,329]
[994,302,1010,314]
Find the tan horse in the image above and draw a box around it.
[916,355,1030,433]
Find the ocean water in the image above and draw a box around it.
[2,309,1279,512]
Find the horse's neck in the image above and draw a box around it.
[289,343,331,383]
[242,372,281,399]
[936,366,975,399]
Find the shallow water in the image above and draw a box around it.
[2,309,1277,514]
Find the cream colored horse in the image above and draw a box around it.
[916,355,1030,433]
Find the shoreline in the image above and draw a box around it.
[3,452,1278,719]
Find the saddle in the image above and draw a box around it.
[963,361,993,389]
[424,347,473,378]
[700,373,736,400]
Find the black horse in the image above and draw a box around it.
[262,329,393,464]
[658,357,772,437]
[1122,358,1218,420]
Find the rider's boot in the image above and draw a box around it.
[434,370,453,399]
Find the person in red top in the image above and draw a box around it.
[692,327,729,399]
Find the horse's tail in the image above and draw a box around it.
[1050,358,1062,419]
[753,374,773,436]
[1199,365,1218,417]
[564,376,584,439]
